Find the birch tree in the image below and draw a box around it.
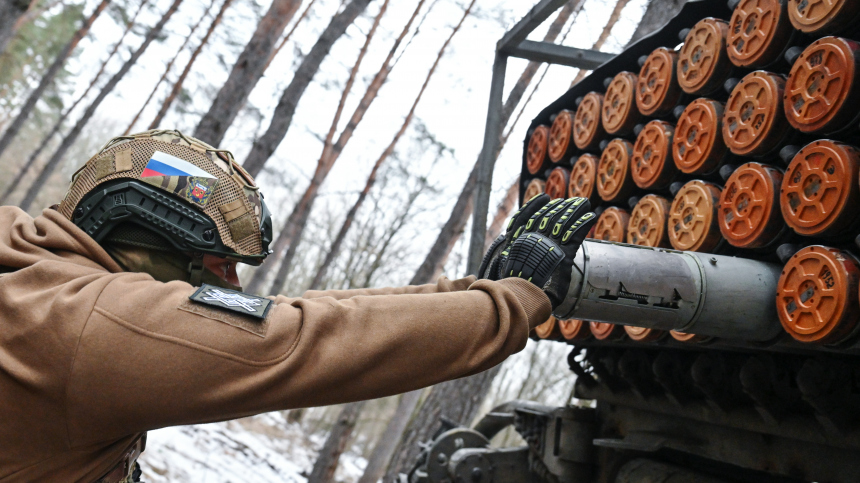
[192,0,301,146]
[0,0,111,160]
[18,0,185,211]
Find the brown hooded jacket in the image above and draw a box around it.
[0,207,551,482]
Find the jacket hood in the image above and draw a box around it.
[0,207,122,274]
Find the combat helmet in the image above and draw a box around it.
[58,129,273,270]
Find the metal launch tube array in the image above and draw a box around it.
[521,0,860,349]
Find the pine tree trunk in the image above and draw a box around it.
[419,176,516,282]
[240,0,374,178]
[0,0,111,160]
[356,390,422,483]
[253,61,383,295]
[148,0,233,130]
[306,401,366,483]
[123,0,217,135]
[0,0,150,205]
[244,0,428,295]
[264,0,470,296]
[485,179,519,247]
[18,0,185,212]
[307,0,460,291]
[192,0,300,146]
[409,0,581,286]
[0,0,31,56]
[265,0,317,71]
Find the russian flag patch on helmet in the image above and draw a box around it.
[142,151,216,179]
[140,151,219,208]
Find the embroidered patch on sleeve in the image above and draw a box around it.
[190,284,273,319]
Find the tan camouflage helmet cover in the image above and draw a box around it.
[58,129,271,264]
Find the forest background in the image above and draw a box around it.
[0,0,679,480]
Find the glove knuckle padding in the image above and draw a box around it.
[501,197,599,309]
[478,194,551,280]
[563,212,597,245]
[503,233,564,288]
[508,194,549,231]
[527,198,561,233]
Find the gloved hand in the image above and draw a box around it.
[502,197,596,309]
[478,193,551,280]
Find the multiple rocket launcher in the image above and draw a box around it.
[524,0,860,347]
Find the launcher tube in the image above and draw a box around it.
[555,240,783,342]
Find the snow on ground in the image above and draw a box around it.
[139,412,367,483]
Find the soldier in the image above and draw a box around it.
[0,129,595,482]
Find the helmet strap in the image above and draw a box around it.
[188,253,206,287]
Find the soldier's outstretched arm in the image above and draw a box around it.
[302,275,477,300]
[64,271,550,447]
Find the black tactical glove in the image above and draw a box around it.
[478,193,551,280]
[502,197,596,309]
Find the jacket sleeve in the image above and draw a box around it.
[64,273,550,447]
[301,275,477,300]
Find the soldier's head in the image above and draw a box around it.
[58,129,273,290]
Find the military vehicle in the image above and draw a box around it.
[404,1,860,481]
